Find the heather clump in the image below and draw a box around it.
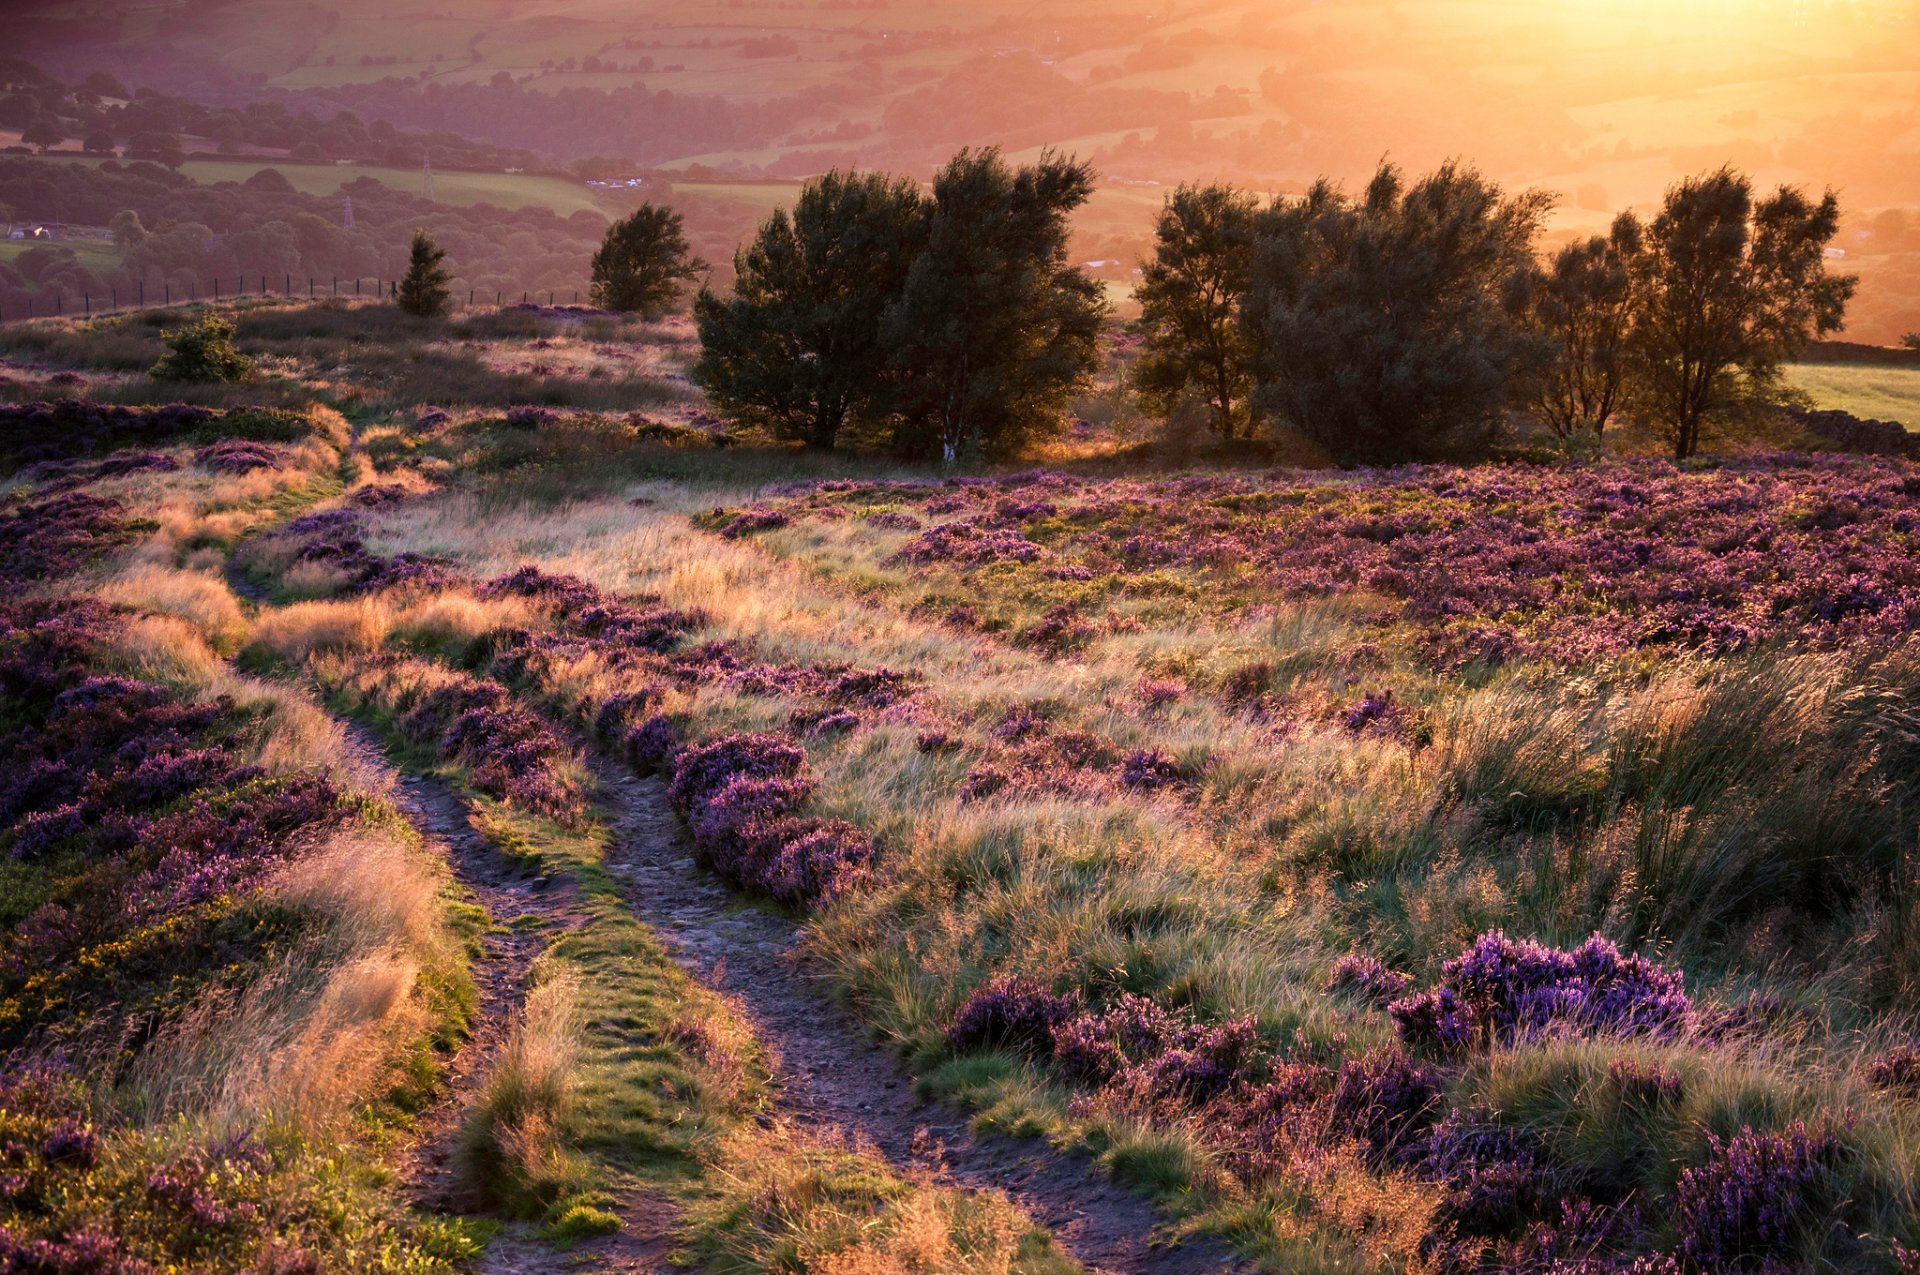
[890,520,1046,566]
[1389,932,1692,1051]
[192,439,287,474]
[0,601,343,1052]
[20,448,180,493]
[0,491,138,580]
[667,733,873,906]
[269,508,464,596]
[0,399,217,471]
[945,974,1079,1057]
[393,671,582,820]
[1671,1122,1844,1271]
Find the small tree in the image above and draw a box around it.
[109,209,146,248]
[882,148,1107,463]
[694,171,927,449]
[1628,168,1856,460]
[151,313,254,383]
[21,119,63,153]
[82,129,115,155]
[1132,183,1261,441]
[1900,332,1920,352]
[590,204,705,317]
[1522,212,1642,439]
[396,228,451,318]
[1246,161,1551,463]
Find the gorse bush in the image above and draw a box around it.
[149,313,254,384]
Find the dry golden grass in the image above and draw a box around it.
[128,819,447,1129]
[247,598,392,662]
[456,971,587,1214]
[97,564,250,652]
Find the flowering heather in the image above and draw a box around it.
[1389,932,1691,1050]
[0,492,138,580]
[20,448,181,494]
[890,520,1046,566]
[396,673,580,820]
[0,602,342,1052]
[1868,1045,1920,1095]
[666,733,872,906]
[274,508,463,595]
[192,440,286,474]
[713,506,791,539]
[0,399,218,470]
[1608,1057,1685,1104]
[757,457,1920,663]
[1119,748,1188,791]
[946,974,1079,1058]
[1672,1122,1842,1271]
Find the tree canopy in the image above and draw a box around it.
[589,204,704,317]
[1245,161,1552,464]
[694,170,927,449]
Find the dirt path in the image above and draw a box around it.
[359,731,679,1275]
[590,756,1236,1275]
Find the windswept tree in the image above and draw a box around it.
[1523,212,1642,439]
[1246,161,1552,463]
[1628,168,1856,460]
[396,228,451,318]
[1132,183,1261,440]
[693,171,927,449]
[882,148,1107,463]
[590,204,705,317]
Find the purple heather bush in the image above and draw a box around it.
[21,448,181,494]
[1608,1057,1685,1104]
[1390,932,1691,1050]
[946,974,1080,1058]
[1868,1044,1920,1094]
[192,440,286,474]
[666,733,871,906]
[0,399,219,471]
[715,506,791,539]
[0,492,137,580]
[0,601,343,1053]
[1672,1122,1842,1272]
[273,509,462,595]
[397,673,580,820]
[891,520,1046,566]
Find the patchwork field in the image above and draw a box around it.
[3,296,1919,1271]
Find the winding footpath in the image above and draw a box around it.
[588,754,1234,1275]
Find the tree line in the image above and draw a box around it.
[680,154,1856,464]
[1132,163,1855,462]
[0,157,611,320]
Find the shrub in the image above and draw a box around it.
[1671,1122,1843,1271]
[1390,932,1691,1050]
[946,974,1078,1058]
[150,313,254,383]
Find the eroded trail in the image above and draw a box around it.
[360,731,677,1275]
[590,755,1234,1275]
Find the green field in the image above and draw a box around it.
[0,239,121,269]
[1785,362,1920,427]
[41,156,611,218]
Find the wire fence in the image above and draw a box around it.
[0,276,595,325]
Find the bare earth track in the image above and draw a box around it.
[385,745,1233,1272]
[588,755,1236,1275]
